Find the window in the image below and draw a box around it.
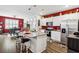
[5,19,19,29]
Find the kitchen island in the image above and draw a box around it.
[23,31,47,53]
[67,34,79,52]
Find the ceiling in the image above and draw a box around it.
[0,5,79,16]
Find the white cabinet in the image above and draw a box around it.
[30,37,37,52]
[53,16,61,26]
[30,34,47,53]
[51,31,61,42]
[36,35,47,52]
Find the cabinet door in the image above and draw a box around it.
[68,38,79,52]
[36,35,47,52]
[51,31,61,42]
[68,38,75,50]
[53,17,61,26]
[30,37,36,52]
[36,36,43,52]
[61,33,67,45]
[42,35,47,48]
[75,39,79,52]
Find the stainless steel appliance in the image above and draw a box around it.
[61,23,69,45]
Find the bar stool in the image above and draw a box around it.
[21,38,30,53]
[16,36,23,53]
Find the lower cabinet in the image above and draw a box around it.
[51,31,61,42]
[67,38,79,52]
[30,37,37,52]
[30,35,47,53]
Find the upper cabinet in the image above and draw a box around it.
[53,16,62,26]
[53,13,79,26]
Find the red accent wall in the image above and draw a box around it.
[0,16,23,33]
[48,26,60,30]
[42,26,60,30]
[19,19,23,30]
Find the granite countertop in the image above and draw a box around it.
[67,34,79,39]
[23,31,47,38]
[51,30,61,32]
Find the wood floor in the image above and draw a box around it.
[44,41,67,53]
